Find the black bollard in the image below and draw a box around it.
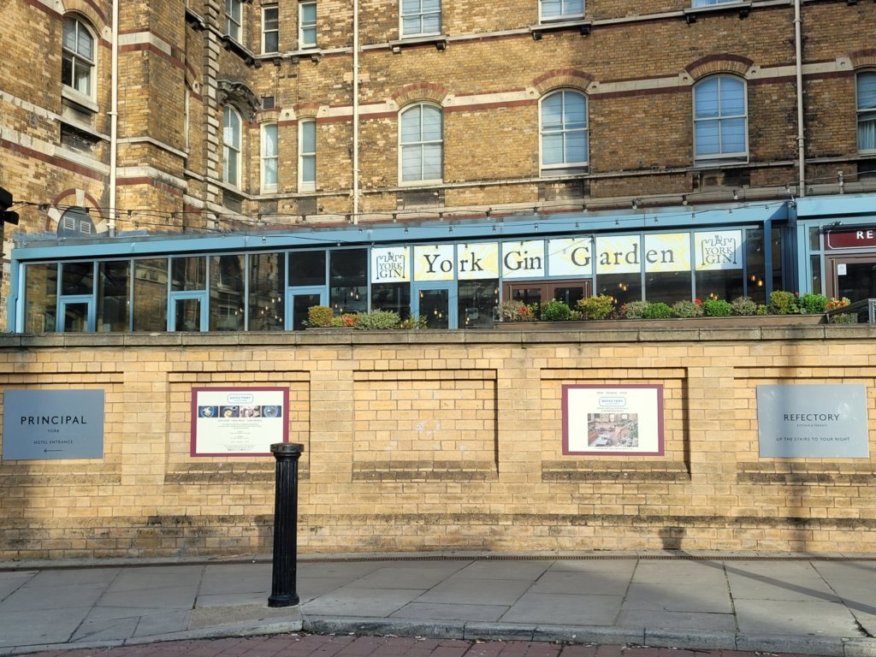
[268,442,304,607]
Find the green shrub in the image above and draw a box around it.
[399,315,429,329]
[731,296,758,316]
[642,302,672,319]
[329,313,359,328]
[621,301,649,319]
[540,299,572,321]
[307,305,334,328]
[703,299,733,317]
[799,293,828,314]
[769,290,799,315]
[576,294,615,320]
[671,300,704,318]
[354,310,401,330]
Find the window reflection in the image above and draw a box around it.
[249,253,285,331]
[133,258,168,331]
[210,255,244,331]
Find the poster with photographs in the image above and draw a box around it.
[191,387,288,456]
[562,384,664,455]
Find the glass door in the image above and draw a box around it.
[413,282,456,329]
[169,292,207,331]
[828,255,876,301]
[59,297,94,332]
[286,287,326,330]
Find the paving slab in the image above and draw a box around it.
[727,560,840,602]
[390,601,507,622]
[616,609,737,633]
[199,563,271,595]
[447,560,551,581]
[0,581,105,611]
[0,571,35,601]
[501,592,623,626]
[417,576,532,606]
[301,586,426,617]
[0,607,89,648]
[623,561,732,613]
[734,598,861,636]
[531,570,631,596]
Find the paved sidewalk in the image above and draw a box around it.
[1,554,876,657]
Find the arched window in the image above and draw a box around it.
[223,106,242,187]
[399,104,442,183]
[62,15,95,97]
[693,75,747,163]
[540,90,588,174]
[858,71,876,153]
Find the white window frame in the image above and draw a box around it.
[262,5,279,53]
[858,71,876,154]
[62,15,96,101]
[299,119,316,192]
[693,75,749,165]
[539,90,589,175]
[400,0,441,38]
[225,0,242,41]
[223,106,242,187]
[539,0,584,22]
[299,2,317,48]
[398,103,443,185]
[692,0,738,6]
[261,123,279,193]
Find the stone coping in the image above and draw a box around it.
[0,323,873,348]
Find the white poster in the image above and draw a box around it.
[695,230,743,271]
[563,384,664,455]
[548,238,592,277]
[458,242,499,280]
[414,244,455,281]
[192,387,288,456]
[595,235,642,274]
[371,247,410,283]
[502,240,546,279]
[644,233,691,272]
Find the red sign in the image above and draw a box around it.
[826,227,876,250]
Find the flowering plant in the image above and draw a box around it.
[826,297,851,311]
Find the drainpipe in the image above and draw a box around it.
[108,0,120,236]
[352,0,360,224]
[794,0,805,197]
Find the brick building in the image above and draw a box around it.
[1,0,875,329]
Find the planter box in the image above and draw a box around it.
[494,314,827,331]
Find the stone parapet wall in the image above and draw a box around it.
[1,325,875,560]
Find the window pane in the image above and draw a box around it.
[133,259,168,331]
[302,26,316,45]
[330,249,368,314]
[301,120,316,151]
[401,108,421,142]
[171,256,206,291]
[720,118,746,153]
[422,14,440,33]
[566,131,588,163]
[402,145,422,181]
[459,280,498,328]
[422,143,442,179]
[263,124,278,156]
[541,94,563,130]
[694,78,719,118]
[24,263,58,333]
[859,73,876,110]
[301,154,316,183]
[372,283,411,319]
[63,18,77,51]
[422,0,440,11]
[77,29,93,60]
[543,134,564,165]
[289,250,326,286]
[62,261,94,295]
[695,122,720,156]
[564,93,587,129]
[97,260,130,332]
[542,0,562,18]
[645,271,692,304]
[720,78,745,116]
[249,253,285,331]
[421,107,442,141]
[210,255,244,331]
[861,118,876,151]
[301,3,316,22]
[597,273,641,307]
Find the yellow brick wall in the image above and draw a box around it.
[1,326,876,560]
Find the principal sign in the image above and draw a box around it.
[757,384,869,458]
[3,389,105,460]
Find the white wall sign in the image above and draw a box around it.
[414,244,455,281]
[458,242,499,280]
[548,238,592,277]
[695,230,743,271]
[371,247,410,283]
[502,240,546,279]
[595,235,642,274]
[644,233,691,272]
[192,387,288,456]
[757,384,869,458]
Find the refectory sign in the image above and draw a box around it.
[370,230,743,283]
